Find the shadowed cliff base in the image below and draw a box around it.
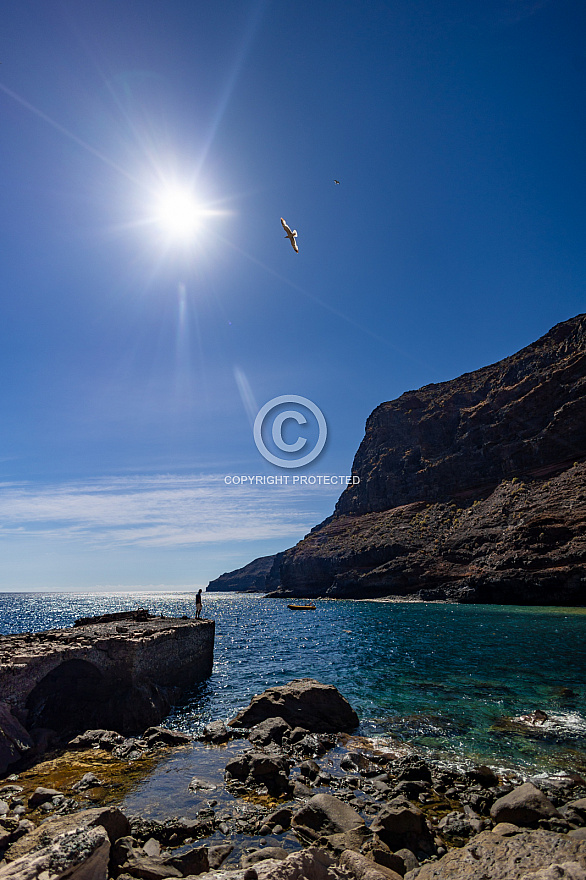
[265,315,586,604]
[207,554,276,592]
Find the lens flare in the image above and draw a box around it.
[155,187,201,239]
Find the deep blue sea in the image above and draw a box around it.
[1,592,585,776]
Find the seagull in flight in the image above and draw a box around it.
[281,217,298,253]
[334,179,340,184]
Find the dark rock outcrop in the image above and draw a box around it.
[0,704,34,776]
[370,797,433,854]
[225,751,293,796]
[490,782,562,826]
[247,717,292,748]
[291,794,365,836]
[228,679,359,733]
[267,315,586,603]
[207,554,277,592]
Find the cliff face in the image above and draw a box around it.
[269,315,586,603]
[338,314,586,516]
[206,554,277,592]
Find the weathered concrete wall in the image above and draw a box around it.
[0,613,214,739]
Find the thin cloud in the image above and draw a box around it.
[0,474,338,548]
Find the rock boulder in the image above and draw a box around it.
[5,807,131,863]
[253,846,338,880]
[490,782,562,826]
[0,703,34,775]
[291,793,364,837]
[225,751,293,796]
[370,797,430,853]
[248,717,292,747]
[413,829,586,880]
[228,679,358,733]
[0,826,110,880]
[339,850,403,880]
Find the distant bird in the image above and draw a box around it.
[334,179,340,184]
[280,217,298,253]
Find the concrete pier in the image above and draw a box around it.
[0,611,214,745]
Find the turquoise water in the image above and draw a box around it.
[0,592,584,774]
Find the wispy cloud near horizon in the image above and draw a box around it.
[0,473,339,549]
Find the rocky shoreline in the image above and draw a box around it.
[1,678,585,880]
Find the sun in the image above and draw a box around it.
[154,186,201,240]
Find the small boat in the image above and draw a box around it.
[287,603,316,611]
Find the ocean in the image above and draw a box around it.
[1,591,585,776]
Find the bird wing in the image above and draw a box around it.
[292,238,299,253]
[281,217,293,235]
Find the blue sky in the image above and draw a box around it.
[0,0,585,591]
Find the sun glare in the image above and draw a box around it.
[155,187,201,240]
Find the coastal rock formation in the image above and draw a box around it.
[2,679,586,880]
[207,555,277,592]
[5,807,130,863]
[339,850,403,880]
[267,315,586,603]
[0,826,110,880]
[291,794,365,836]
[490,782,562,825]
[412,829,586,880]
[253,846,339,880]
[228,679,359,733]
[225,751,293,796]
[370,796,433,854]
[0,705,34,778]
[0,611,214,770]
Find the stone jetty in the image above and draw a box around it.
[0,610,214,773]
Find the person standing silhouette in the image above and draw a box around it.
[195,589,203,619]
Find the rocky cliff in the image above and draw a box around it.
[206,554,276,592]
[268,315,586,604]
